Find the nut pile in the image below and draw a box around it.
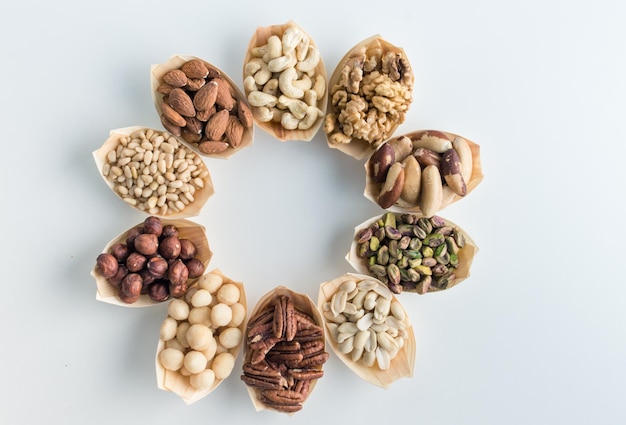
[241,294,328,413]
[158,272,246,391]
[100,128,210,216]
[324,39,413,149]
[156,58,253,154]
[368,131,474,214]
[355,213,466,294]
[95,216,206,303]
[244,24,325,133]
[322,277,410,370]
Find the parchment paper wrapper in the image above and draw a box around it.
[318,273,416,388]
[151,55,254,159]
[324,35,414,160]
[155,269,247,404]
[92,126,214,219]
[346,213,478,294]
[364,131,483,215]
[91,218,212,307]
[243,286,326,414]
[243,20,327,141]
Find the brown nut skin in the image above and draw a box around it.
[168,280,188,299]
[168,259,189,286]
[148,281,170,302]
[146,256,168,278]
[159,235,181,259]
[143,216,163,237]
[369,143,395,183]
[96,253,118,279]
[161,224,180,239]
[109,243,130,263]
[179,239,197,261]
[139,269,156,289]
[133,233,159,256]
[125,226,142,250]
[120,273,143,299]
[185,258,205,278]
[378,162,405,209]
[108,265,129,288]
[441,148,467,196]
[125,252,147,273]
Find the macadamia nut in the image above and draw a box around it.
[160,348,184,371]
[160,317,178,341]
[191,289,213,307]
[168,299,189,320]
[216,283,240,305]
[186,324,213,351]
[218,327,242,349]
[210,303,232,327]
[199,274,223,293]
[184,350,207,374]
[211,352,235,380]
[190,369,215,390]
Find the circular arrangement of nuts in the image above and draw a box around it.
[91,20,483,413]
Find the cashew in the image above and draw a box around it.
[292,74,312,92]
[243,75,257,93]
[312,75,326,99]
[277,95,307,119]
[304,89,317,107]
[247,90,277,108]
[268,53,297,73]
[252,106,273,123]
[278,67,305,99]
[280,112,299,130]
[298,106,321,130]
[281,26,305,56]
[262,78,279,96]
[295,36,310,61]
[262,35,282,63]
[296,46,320,73]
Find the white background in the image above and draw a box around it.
[1,0,624,424]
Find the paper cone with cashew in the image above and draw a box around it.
[93,126,215,219]
[346,212,478,295]
[92,217,212,307]
[318,273,416,388]
[242,20,327,141]
[151,55,254,159]
[364,130,483,215]
[241,286,328,415]
[324,35,415,160]
[154,269,247,404]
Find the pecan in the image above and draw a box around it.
[261,401,302,413]
[300,340,324,358]
[248,305,275,327]
[261,389,305,404]
[266,351,303,367]
[293,378,311,396]
[272,341,301,352]
[296,352,329,368]
[247,321,273,342]
[272,296,286,338]
[241,374,285,390]
[288,369,324,381]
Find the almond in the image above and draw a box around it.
[205,109,229,140]
[214,78,235,111]
[161,101,187,127]
[181,59,209,79]
[168,88,195,117]
[193,81,218,112]
[225,115,244,148]
[162,69,188,88]
[156,83,174,95]
[196,105,216,122]
[198,140,229,154]
[185,78,205,91]
[181,129,202,144]
[237,100,254,128]
[160,114,182,137]
[185,116,203,134]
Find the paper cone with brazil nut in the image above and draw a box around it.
[324,35,415,160]
[364,130,483,215]
[242,20,327,141]
[318,273,416,388]
[241,286,328,414]
[346,212,478,295]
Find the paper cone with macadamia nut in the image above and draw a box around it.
[318,273,416,388]
[151,55,254,159]
[346,212,478,295]
[92,126,215,219]
[364,130,483,215]
[92,218,212,308]
[324,35,414,160]
[241,286,328,414]
[155,269,247,404]
[242,20,327,141]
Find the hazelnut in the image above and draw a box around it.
[110,243,130,263]
[168,259,189,286]
[147,256,168,278]
[134,233,159,256]
[169,280,188,298]
[186,258,205,278]
[161,224,180,239]
[120,273,143,299]
[108,265,129,288]
[159,235,181,259]
[96,253,118,278]
[148,281,170,302]
[126,252,147,272]
[143,216,163,236]
[140,269,156,288]
[125,226,142,249]
[179,239,197,260]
